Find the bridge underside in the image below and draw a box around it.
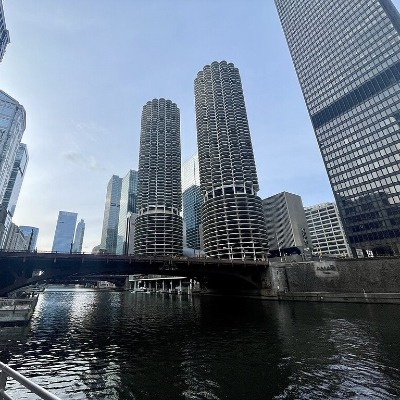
[0,253,269,296]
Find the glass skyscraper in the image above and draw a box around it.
[0,91,26,204]
[51,211,78,253]
[182,153,202,251]
[0,0,10,63]
[135,98,183,255]
[100,175,122,254]
[276,0,400,256]
[19,226,39,251]
[116,170,138,255]
[0,143,28,249]
[194,61,268,260]
[72,219,85,253]
[2,143,29,217]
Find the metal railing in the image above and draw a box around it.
[0,361,61,400]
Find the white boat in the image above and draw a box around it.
[0,296,38,325]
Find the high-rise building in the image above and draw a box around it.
[4,223,27,251]
[2,143,29,217]
[72,219,85,253]
[0,91,26,203]
[182,153,202,251]
[305,202,351,257]
[116,170,138,255]
[0,0,10,63]
[124,212,138,255]
[194,61,268,260]
[275,0,400,256]
[19,226,39,251]
[262,192,311,258]
[51,211,78,253]
[100,175,122,254]
[134,98,183,255]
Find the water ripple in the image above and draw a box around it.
[0,291,399,399]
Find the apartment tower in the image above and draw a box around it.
[194,61,268,260]
[134,98,183,255]
[275,0,400,256]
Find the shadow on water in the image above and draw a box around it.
[0,290,399,399]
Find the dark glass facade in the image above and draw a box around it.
[183,185,202,250]
[276,0,400,256]
[182,153,202,251]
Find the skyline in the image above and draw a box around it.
[3,1,397,252]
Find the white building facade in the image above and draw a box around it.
[305,203,351,257]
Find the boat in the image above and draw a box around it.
[0,295,38,326]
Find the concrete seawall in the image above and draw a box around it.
[262,257,400,304]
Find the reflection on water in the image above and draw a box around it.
[0,290,400,399]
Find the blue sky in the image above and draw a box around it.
[2,0,391,252]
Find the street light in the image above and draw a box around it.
[275,232,283,262]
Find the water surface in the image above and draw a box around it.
[1,289,400,399]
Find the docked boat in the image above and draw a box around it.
[0,296,38,325]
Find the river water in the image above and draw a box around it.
[1,288,400,399]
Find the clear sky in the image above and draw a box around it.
[3,0,396,252]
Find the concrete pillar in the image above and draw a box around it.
[124,276,130,290]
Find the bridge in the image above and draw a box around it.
[0,252,269,296]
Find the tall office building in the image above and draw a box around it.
[182,153,202,251]
[4,223,27,251]
[263,192,311,257]
[116,170,138,255]
[194,61,268,260]
[0,91,26,203]
[19,226,39,251]
[51,211,78,253]
[275,0,400,256]
[0,0,10,62]
[134,98,183,255]
[100,175,122,254]
[2,143,29,217]
[72,219,85,253]
[305,202,351,257]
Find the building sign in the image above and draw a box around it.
[314,261,339,278]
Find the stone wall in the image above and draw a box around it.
[270,257,400,294]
